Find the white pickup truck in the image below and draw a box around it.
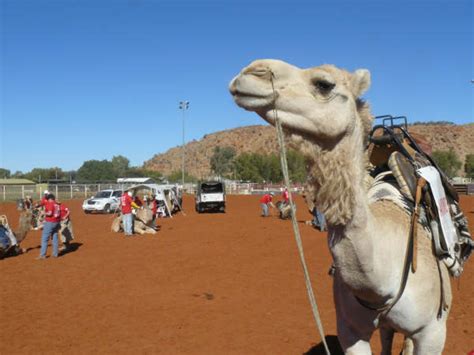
[195,181,225,213]
[82,189,122,214]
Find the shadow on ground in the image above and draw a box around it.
[60,242,83,256]
[304,335,343,355]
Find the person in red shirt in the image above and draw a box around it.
[282,188,290,204]
[260,192,275,217]
[37,194,61,259]
[58,201,75,251]
[149,194,159,229]
[121,191,140,236]
[32,190,50,230]
[35,190,50,208]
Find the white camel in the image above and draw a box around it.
[229,59,451,354]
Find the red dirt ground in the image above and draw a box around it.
[1,195,473,354]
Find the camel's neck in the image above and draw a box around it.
[306,126,369,229]
[15,211,32,243]
[300,123,387,297]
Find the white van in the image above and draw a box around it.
[195,181,225,213]
[82,189,122,214]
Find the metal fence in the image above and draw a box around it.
[1,183,305,202]
[1,184,125,202]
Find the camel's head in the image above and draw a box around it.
[229,59,371,143]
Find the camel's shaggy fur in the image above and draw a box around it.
[230,59,451,354]
[15,210,33,243]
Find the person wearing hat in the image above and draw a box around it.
[39,190,50,207]
[33,190,50,209]
[259,192,275,217]
[120,190,140,236]
[32,190,50,230]
[37,193,61,259]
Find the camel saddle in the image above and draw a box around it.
[368,119,473,276]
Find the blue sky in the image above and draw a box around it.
[1,0,472,172]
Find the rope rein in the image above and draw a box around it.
[270,74,330,355]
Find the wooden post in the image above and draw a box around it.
[70,185,73,199]
[2,185,5,201]
[55,185,59,199]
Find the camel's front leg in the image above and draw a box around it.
[334,278,375,354]
[401,337,414,355]
[411,321,446,355]
[337,317,372,355]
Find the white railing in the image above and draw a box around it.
[1,183,306,201]
[1,183,126,202]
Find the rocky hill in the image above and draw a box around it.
[144,123,474,178]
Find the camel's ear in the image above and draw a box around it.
[351,69,371,97]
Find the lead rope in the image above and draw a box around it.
[270,74,330,355]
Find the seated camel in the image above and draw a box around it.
[0,211,32,259]
[111,207,156,235]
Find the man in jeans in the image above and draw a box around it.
[259,192,275,217]
[37,194,61,259]
[121,191,139,236]
[312,207,326,232]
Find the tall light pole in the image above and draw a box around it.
[179,100,189,187]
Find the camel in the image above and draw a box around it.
[229,59,453,354]
[111,206,157,235]
[0,210,33,259]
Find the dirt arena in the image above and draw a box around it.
[1,195,473,354]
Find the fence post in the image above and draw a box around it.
[22,185,25,198]
[55,185,58,199]
[70,185,73,199]
[2,185,5,201]
[84,185,87,198]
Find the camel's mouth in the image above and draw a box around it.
[231,90,275,111]
[229,74,276,111]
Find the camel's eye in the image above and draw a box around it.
[314,80,335,95]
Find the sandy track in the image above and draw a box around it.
[1,195,473,354]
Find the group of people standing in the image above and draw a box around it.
[31,191,74,259]
[259,188,326,231]
[120,191,159,236]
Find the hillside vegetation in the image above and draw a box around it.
[144,123,474,178]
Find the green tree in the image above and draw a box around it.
[24,167,65,182]
[465,154,474,178]
[234,153,263,182]
[431,149,462,178]
[210,146,236,177]
[234,150,307,183]
[286,150,307,183]
[11,171,24,178]
[259,154,282,183]
[0,168,11,179]
[76,160,117,182]
[111,155,130,177]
